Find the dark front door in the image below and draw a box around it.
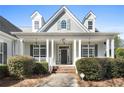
[61,49,67,64]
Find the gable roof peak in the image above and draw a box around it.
[31,11,42,19]
[85,11,96,19]
[38,6,89,32]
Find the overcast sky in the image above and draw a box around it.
[0,5,124,39]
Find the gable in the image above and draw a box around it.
[44,11,87,32]
[39,6,89,32]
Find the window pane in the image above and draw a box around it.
[88,21,93,30]
[61,20,66,29]
[89,49,94,57]
[0,54,2,64]
[40,45,46,57]
[40,45,46,49]
[34,21,39,29]
[88,21,93,25]
[40,49,46,57]
[0,43,2,53]
[82,49,88,57]
[33,49,39,57]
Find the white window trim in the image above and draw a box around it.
[33,44,46,58]
[88,20,93,30]
[61,20,67,29]
[81,44,95,57]
[34,21,39,30]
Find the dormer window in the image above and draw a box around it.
[61,20,66,29]
[34,21,39,29]
[88,21,93,30]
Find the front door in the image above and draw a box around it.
[61,49,67,64]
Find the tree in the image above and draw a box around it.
[114,35,121,48]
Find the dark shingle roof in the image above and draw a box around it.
[0,16,22,36]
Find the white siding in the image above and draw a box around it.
[98,42,106,57]
[83,15,96,32]
[0,34,14,60]
[47,12,86,32]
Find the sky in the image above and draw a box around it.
[0,5,124,39]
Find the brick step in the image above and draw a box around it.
[52,66,76,73]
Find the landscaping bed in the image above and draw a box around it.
[0,74,50,87]
[0,55,49,87]
[78,77,124,87]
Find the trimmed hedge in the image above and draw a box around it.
[8,55,34,79]
[110,58,124,78]
[0,64,9,79]
[33,62,48,75]
[76,58,104,80]
[76,58,124,81]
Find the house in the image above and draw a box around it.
[0,6,117,72]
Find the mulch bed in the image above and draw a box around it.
[0,74,50,87]
[78,78,124,87]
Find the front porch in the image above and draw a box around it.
[11,32,116,69]
[18,38,114,66]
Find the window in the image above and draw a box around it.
[0,43,7,64]
[81,45,95,57]
[61,20,66,29]
[34,21,39,29]
[40,45,46,57]
[88,21,93,30]
[0,43,3,64]
[33,45,39,57]
[33,45,46,57]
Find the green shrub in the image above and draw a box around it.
[76,58,124,81]
[76,58,124,80]
[8,55,34,79]
[112,58,124,77]
[33,61,48,75]
[0,64,9,78]
[76,58,103,81]
[115,48,124,58]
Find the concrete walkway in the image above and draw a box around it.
[36,73,79,87]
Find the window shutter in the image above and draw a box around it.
[57,20,61,30]
[30,44,33,56]
[67,19,70,30]
[3,43,7,64]
[95,44,98,57]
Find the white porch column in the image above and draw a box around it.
[111,39,114,58]
[73,40,77,65]
[51,40,54,65]
[78,40,81,59]
[106,39,110,57]
[46,39,49,63]
[20,39,24,55]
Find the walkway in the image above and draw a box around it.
[36,73,79,87]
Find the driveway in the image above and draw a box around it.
[36,73,79,87]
